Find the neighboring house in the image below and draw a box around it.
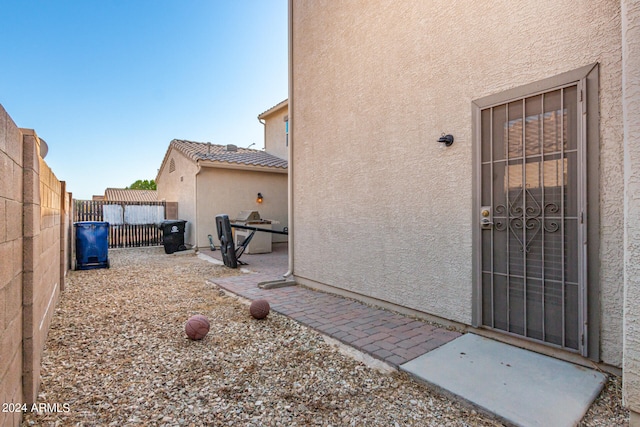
[156,140,288,249]
[103,188,158,202]
[259,99,289,160]
[99,188,168,228]
[288,0,640,418]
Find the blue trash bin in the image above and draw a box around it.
[75,221,110,270]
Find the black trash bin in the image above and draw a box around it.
[160,220,187,254]
[75,221,110,270]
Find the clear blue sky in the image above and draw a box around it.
[0,1,287,199]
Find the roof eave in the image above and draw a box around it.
[197,159,288,174]
[258,99,289,120]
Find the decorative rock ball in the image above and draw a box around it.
[185,315,210,340]
[249,299,270,320]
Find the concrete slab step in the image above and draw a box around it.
[400,333,606,427]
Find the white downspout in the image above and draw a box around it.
[194,159,203,249]
[284,0,294,279]
[258,117,266,151]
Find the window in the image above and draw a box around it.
[284,115,289,147]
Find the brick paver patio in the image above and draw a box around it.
[204,243,461,368]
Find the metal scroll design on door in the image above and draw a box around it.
[494,188,560,253]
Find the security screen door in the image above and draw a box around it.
[479,83,586,354]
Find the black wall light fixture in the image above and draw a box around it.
[256,192,264,203]
[438,134,454,147]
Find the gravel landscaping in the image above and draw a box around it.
[22,247,627,426]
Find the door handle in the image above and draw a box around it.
[481,207,493,229]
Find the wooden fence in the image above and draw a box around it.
[74,200,168,248]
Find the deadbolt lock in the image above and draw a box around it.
[480,206,493,229]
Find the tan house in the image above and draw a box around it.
[288,0,640,419]
[259,99,289,160]
[156,140,287,249]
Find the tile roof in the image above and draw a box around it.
[170,139,288,169]
[104,188,158,202]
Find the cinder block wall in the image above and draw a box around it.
[61,187,72,289]
[0,106,71,427]
[0,105,26,427]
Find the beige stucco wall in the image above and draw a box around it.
[196,167,288,248]
[622,0,640,415]
[291,1,623,366]
[156,148,198,246]
[263,103,289,160]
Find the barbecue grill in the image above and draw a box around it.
[233,211,272,254]
[215,214,288,268]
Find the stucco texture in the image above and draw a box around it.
[262,103,289,161]
[196,167,288,248]
[622,0,640,412]
[156,148,198,246]
[291,1,623,365]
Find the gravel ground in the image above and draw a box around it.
[22,247,628,426]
